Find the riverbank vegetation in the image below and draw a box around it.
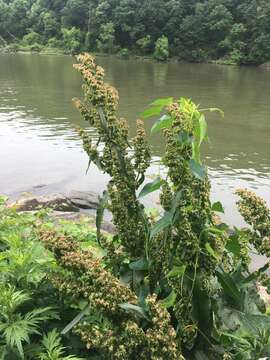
[1,54,270,359]
[1,0,270,64]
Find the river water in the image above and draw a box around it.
[0,53,269,227]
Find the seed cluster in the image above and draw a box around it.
[236,189,270,256]
[74,53,151,259]
[38,229,182,359]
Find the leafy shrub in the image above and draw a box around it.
[136,35,152,55]
[61,27,81,54]
[154,35,169,61]
[0,197,93,359]
[29,43,43,52]
[47,37,63,49]
[118,48,130,59]
[22,32,42,46]
[96,22,116,54]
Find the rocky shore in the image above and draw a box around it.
[8,190,115,233]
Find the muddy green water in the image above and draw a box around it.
[0,53,269,227]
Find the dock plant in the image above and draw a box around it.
[69,53,270,359]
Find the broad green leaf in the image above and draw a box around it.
[212,201,224,213]
[189,159,206,180]
[119,303,149,320]
[216,270,242,302]
[151,115,173,134]
[129,258,149,271]
[140,105,163,119]
[205,242,219,260]
[167,265,186,278]
[226,237,241,256]
[150,97,173,107]
[138,177,164,198]
[160,290,176,308]
[150,212,172,239]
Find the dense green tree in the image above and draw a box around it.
[1,0,270,64]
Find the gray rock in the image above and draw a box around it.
[66,190,100,209]
[9,193,79,212]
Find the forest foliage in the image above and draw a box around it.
[1,0,270,64]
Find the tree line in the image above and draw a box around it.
[1,0,270,64]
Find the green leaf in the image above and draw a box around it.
[216,270,242,302]
[140,105,163,119]
[61,304,90,335]
[176,131,192,145]
[150,212,172,239]
[167,265,186,278]
[0,195,8,205]
[129,258,149,271]
[200,107,224,117]
[138,177,164,198]
[150,97,173,107]
[192,141,200,163]
[151,115,173,134]
[189,159,206,180]
[160,290,176,308]
[226,237,241,256]
[205,242,219,260]
[119,303,149,320]
[212,201,224,213]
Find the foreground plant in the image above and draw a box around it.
[69,53,270,359]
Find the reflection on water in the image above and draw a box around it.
[0,53,269,226]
